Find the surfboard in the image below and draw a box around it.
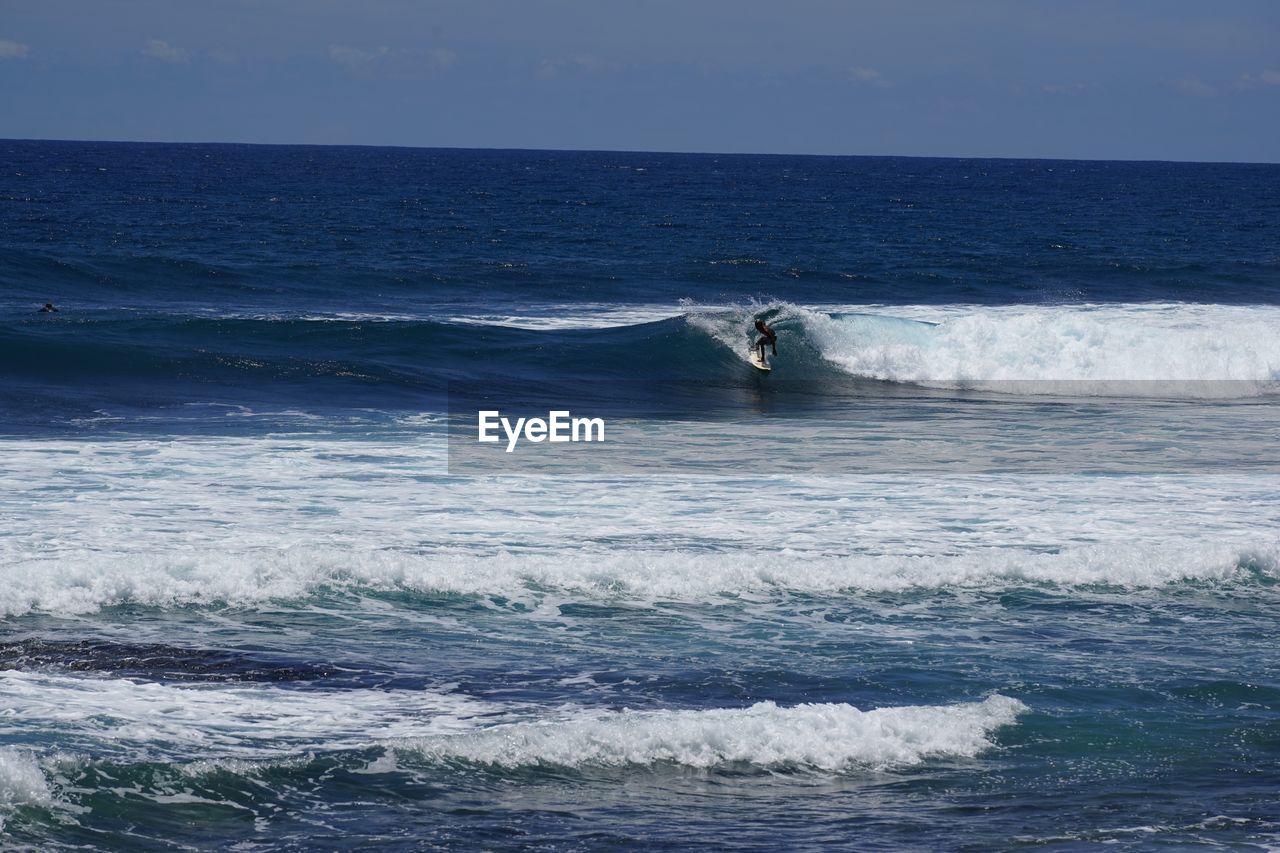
[748,347,771,372]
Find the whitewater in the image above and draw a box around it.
[686,301,1280,391]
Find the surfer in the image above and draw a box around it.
[38,302,58,313]
[754,318,777,360]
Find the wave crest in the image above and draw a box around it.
[400,694,1027,771]
[686,302,1280,395]
[2,543,1274,616]
[0,748,54,824]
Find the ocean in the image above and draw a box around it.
[1,140,1279,849]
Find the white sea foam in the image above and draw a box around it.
[0,436,1275,615]
[813,305,1280,387]
[689,302,1280,392]
[0,541,1274,616]
[166,303,683,328]
[0,671,491,760]
[0,748,53,811]
[401,694,1027,770]
[445,303,681,329]
[0,671,1025,778]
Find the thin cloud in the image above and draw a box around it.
[1175,74,1216,97]
[328,45,454,77]
[849,66,890,88]
[0,38,29,59]
[538,54,620,80]
[1236,69,1280,88]
[142,39,189,63]
[328,45,392,67]
[537,58,559,80]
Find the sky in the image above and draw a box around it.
[1,0,1278,161]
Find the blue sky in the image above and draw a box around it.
[1,0,1278,161]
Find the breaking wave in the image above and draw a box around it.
[1,543,1275,616]
[400,694,1028,771]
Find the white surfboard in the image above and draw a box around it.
[748,347,771,372]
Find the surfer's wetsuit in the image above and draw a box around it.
[754,319,777,358]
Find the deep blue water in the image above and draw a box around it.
[1,141,1279,850]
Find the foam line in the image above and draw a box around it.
[0,671,491,758]
[0,543,1273,616]
[401,694,1028,770]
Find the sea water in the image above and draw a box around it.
[1,141,1279,849]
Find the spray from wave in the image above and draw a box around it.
[0,748,53,821]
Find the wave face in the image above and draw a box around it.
[4,302,1278,433]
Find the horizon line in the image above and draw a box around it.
[3,135,1278,168]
